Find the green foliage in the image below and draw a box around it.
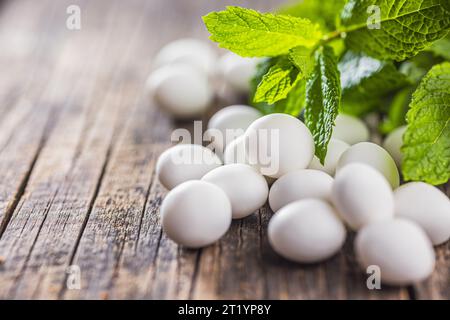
[254,57,300,104]
[305,46,341,163]
[288,46,315,77]
[204,1,450,183]
[203,6,322,57]
[339,51,409,98]
[339,50,409,115]
[380,88,414,133]
[402,62,450,185]
[340,0,450,61]
[250,58,306,116]
[278,0,347,31]
[339,99,379,117]
[428,35,450,60]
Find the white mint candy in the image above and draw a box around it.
[156,144,222,190]
[223,136,275,186]
[202,164,268,219]
[206,105,262,154]
[355,219,435,285]
[161,181,232,248]
[245,113,315,178]
[269,169,333,212]
[153,38,216,76]
[147,64,213,119]
[394,182,450,245]
[218,52,260,92]
[331,114,369,145]
[383,125,406,167]
[332,163,394,230]
[223,135,247,165]
[308,139,350,176]
[337,142,400,188]
[268,199,346,263]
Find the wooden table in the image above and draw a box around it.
[0,0,448,300]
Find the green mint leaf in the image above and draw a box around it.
[254,46,315,104]
[402,62,450,185]
[339,50,409,114]
[399,61,429,84]
[305,45,341,164]
[254,57,299,104]
[279,79,307,116]
[339,51,409,96]
[250,58,305,116]
[265,79,307,116]
[340,99,380,116]
[428,35,450,60]
[202,6,322,57]
[408,51,445,70]
[341,0,450,61]
[278,0,347,31]
[380,87,414,133]
[288,46,315,78]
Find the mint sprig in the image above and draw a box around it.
[204,2,450,185]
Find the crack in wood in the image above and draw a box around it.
[57,135,114,299]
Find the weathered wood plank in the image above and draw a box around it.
[0,0,67,122]
[0,0,73,232]
[0,102,52,234]
[0,0,146,298]
[62,114,171,300]
[8,0,175,299]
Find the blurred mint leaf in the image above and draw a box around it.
[427,35,450,60]
[305,46,341,163]
[278,0,347,31]
[339,99,380,116]
[250,58,305,116]
[339,51,409,115]
[202,6,322,57]
[254,57,299,104]
[341,0,450,61]
[380,87,414,134]
[402,62,450,185]
[399,61,429,84]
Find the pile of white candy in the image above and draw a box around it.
[147,38,260,119]
[149,39,450,286]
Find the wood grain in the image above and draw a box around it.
[413,185,450,300]
[0,0,447,300]
[0,0,150,298]
[0,0,65,233]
